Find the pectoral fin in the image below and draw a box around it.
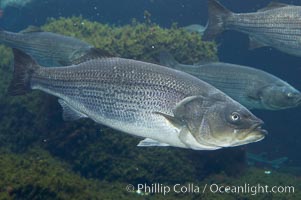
[58,99,88,121]
[137,138,170,147]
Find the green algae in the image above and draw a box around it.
[0,147,299,200]
[42,16,218,63]
[0,147,144,200]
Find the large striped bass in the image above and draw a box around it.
[0,26,93,67]
[204,0,301,57]
[160,51,301,110]
[8,48,266,150]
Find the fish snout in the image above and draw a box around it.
[250,119,268,137]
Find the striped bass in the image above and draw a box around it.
[160,51,301,110]
[204,0,301,57]
[7,48,266,150]
[0,26,92,67]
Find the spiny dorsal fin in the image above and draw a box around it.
[68,48,115,65]
[258,2,290,12]
[20,26,43,34]
[159,51,179,67]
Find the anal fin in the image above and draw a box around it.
[249,36,267,50]
[58,99,88,121]
[137,138,170,147]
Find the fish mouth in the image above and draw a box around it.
[248,121,267,140]
[231,122,266,147]
[296,96,301,106]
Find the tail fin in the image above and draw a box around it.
[8,48,39,96]
[203,0,232,41]
[159,51,180,68]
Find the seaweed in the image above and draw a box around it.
[42,16,218,63]
[0,147,299,200]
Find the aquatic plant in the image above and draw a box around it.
[0,147,299,200]
[0,147,147,200]
[42,16,218,63]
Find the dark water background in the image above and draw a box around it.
[0,0,300,167]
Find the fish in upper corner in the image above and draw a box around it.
[0,26,93,67]
[7,48,267,150]
[160,51,301,110]
[182,24,207,36]
[203,0,301,57]
[0,0,33,9]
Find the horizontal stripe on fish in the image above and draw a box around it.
[159,51,301,110]
[8,49,267,150]
[0,28,92,66]
[204,0,301,57]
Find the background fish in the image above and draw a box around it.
[8,48,266,150]
[203,0,301,57]
[0,0,33,9]
[160,51,301,110]
[182,24,206,36]
[0,26,93,67]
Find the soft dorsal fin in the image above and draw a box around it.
[67,48,115,65]
[258,2,290,12]
[20,26,43,33]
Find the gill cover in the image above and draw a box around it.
[155,95,223,149]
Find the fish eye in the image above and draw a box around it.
[287,92,293,98]
[230,112,240,122]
